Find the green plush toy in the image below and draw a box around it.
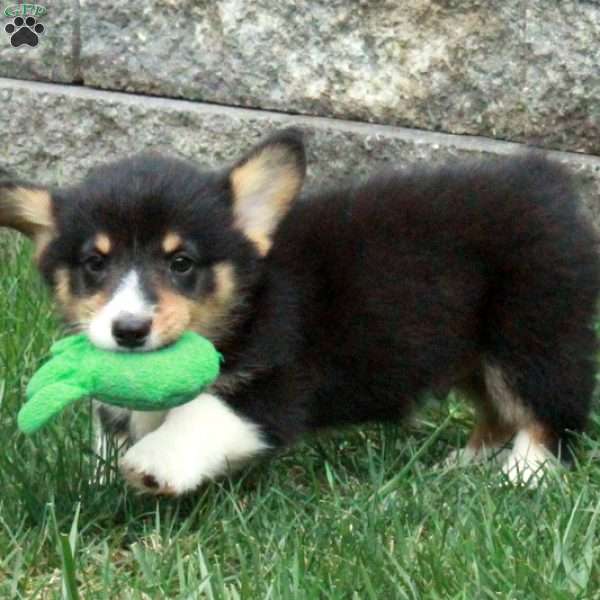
[18,332,222,434]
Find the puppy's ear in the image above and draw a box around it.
[229,128,306,255]
[0,174,55,257]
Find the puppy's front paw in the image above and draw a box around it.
[119,393,268,496]
[120,430,202,496]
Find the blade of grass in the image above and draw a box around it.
[50,503,80,600]
[374,412,452,498]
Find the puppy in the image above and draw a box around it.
[1,129,599,495]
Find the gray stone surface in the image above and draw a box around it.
[0,1,79,83]
[79,0,600,155]
[1,78,600,226]
[525,0,600,154]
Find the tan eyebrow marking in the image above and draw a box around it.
[153,261,239,344]
[54,268,74,320]
[94,233,112,255]
[162,232,183,254]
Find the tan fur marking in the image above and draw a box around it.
[154,261,239,344]
[230,145,303,255]
[467,419,516,451]
[189,262,237,335]
[73,292,109,325]
[162,232,183,254]
[456,371,517,452]
[54,268,109,328]
[245,231,272,256]
[527,421,556,449]
[54,284,109,330]
[33,230,55,263]
[95,233,112,255]
[54,269,74,320]
[3,187,53,234]
[483,363,533,427]
[152,289,192,345]
[0,187,55,259]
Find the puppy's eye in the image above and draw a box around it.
[170,254,195,274]
[83,253,107,275]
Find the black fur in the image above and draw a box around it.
[219,150,600,449]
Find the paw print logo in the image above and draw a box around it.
[5,16,45,48]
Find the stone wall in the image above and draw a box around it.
[0,1,599,217]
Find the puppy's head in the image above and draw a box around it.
[0,128,306,350]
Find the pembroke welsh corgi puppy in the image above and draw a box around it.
[1,129,598,495]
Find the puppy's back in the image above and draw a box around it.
[269,155,600,433]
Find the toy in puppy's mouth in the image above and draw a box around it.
[18,331,222,434]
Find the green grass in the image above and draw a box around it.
[2,231,600,599]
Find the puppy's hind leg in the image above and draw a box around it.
[482,364,554,485]
[444,370,516,468]
[480,207,600,485]
[483,349,595,487]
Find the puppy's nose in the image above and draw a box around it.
[112,315,152,348]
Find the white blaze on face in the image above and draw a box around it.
[88,271,154,350]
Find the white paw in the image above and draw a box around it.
[120,428,199,496]
[501,452,553,487]
[120,393,268,496]
[501,430,555,487]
